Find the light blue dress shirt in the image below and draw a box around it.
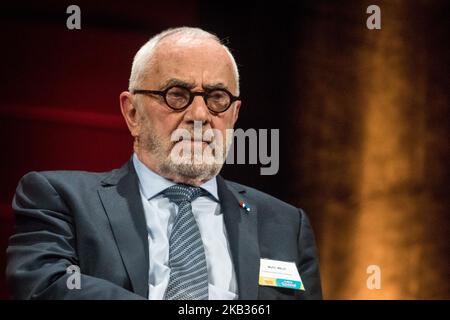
[132,154,238,300]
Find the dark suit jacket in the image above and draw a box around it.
[6,157,322,300]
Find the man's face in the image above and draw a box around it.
[130,37,241,185]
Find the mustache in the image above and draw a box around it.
[170,126,217,144]
[173,137,212,143]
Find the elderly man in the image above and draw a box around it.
[6,27,322,300]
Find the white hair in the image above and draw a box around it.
[128,27,240,95]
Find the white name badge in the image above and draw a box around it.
[258,258,305,291]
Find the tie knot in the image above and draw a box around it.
[163,184,205,204]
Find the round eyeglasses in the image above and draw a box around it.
[132,85,240,114]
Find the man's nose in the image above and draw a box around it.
[184,95,211,124]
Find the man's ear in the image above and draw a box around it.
[232,100,241,125]
[120,91,140,137]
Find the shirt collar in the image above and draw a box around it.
[132,153,219,201]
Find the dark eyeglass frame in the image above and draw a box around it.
[132,85,240,114]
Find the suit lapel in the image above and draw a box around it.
[97,159,149,298]
[217,176,260,300]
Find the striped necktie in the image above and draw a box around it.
[163,184,209,300]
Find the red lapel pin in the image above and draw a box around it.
[239,200,251,212]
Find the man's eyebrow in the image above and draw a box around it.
[160,78,196,90]
[203,82,229,91]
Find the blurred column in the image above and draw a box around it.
[347,0,450,299]
[290,0,449,299]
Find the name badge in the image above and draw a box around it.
[258,258,305,291]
